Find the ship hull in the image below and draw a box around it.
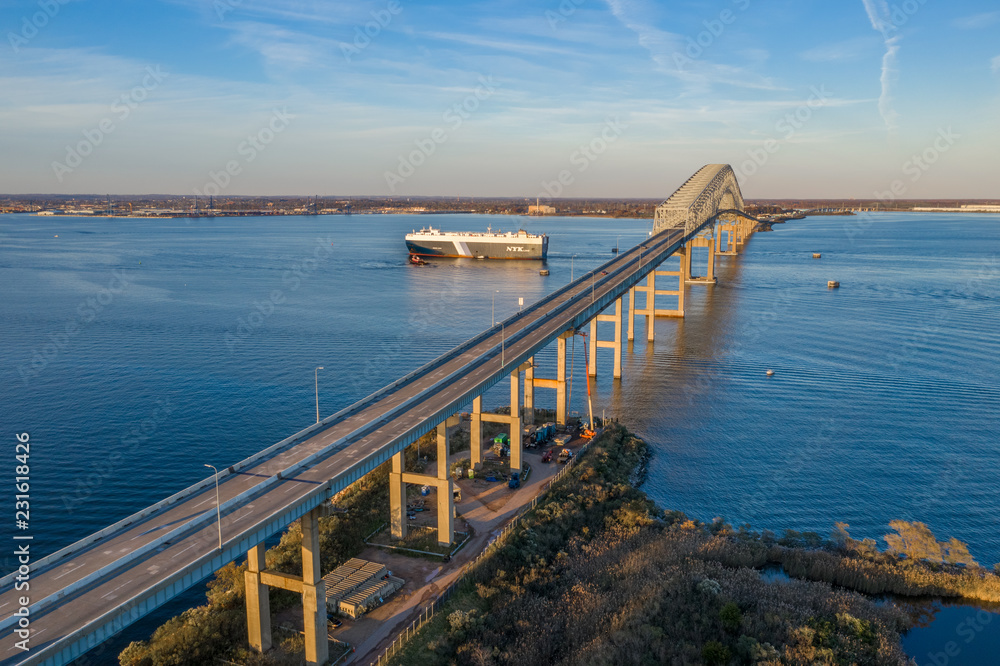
[406,236,548,260]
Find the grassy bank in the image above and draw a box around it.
[120,422,998,665]
[387,424,1000,666]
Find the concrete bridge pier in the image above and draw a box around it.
[718,221,737,256]
[244,507,329,665]
[522,360,535,425]
[629,254,689,343]
[389,421,456,546]
[687,226,717,284]
[522,331,572,425]
[245,545,271,654]
[588,296,624,378]
[471,372,524,475]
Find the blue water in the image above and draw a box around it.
[899,602,1000,666]
[1,211,999,654]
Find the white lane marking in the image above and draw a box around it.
[101,579,135,600]
[53,562,85,580]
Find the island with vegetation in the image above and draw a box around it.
[119,424,999,665]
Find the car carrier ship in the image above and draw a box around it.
[405,226,548,260]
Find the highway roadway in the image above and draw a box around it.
[0,225,689,666]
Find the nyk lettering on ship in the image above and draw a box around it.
[404,226,549,260]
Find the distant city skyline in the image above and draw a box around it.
[2,0,998,199]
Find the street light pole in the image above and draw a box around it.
[501,323,505,367]
[315,366,324,423]
[571,254,577,282]
[492,290,498,325]
[204,464,222,551]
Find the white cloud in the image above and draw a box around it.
[951,12,1000,29]
[861,0,901,133]
[800,36,881,62]
[602,0,781,91]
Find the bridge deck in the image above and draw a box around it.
[1,224,710,665]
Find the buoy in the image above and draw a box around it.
[828,280,840,288]
[813,253,821,258]
[539,269,549,276]
[766,369,774,376]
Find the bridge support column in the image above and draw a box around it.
[588,296,623,378]
[471,396,483,469]
[527,331,571,425]
[509,371,522,476]
[245,544,272,654]
[245,509,328,664]
[556,331,569,424]
[706,226,716,281]
[629,276,656,341]
[390,452,407,538]
[719,222,737,256]
[477,377,522,476]
[435,423,454,546]
[652,248,688,318]
[523,360,535,425]
[301,507,329,666]
[686,229,717,284]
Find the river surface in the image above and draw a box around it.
[1,211,998,659]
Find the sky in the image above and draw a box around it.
[1,0,998,199]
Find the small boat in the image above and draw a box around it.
[813,253,821,259]
[409,254,427,265]
[539,269,550,276]
[766,369,774,376]
[828,280,840,288]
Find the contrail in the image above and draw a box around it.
[862,0,900,133]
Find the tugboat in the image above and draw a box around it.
[409,254,427,265]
